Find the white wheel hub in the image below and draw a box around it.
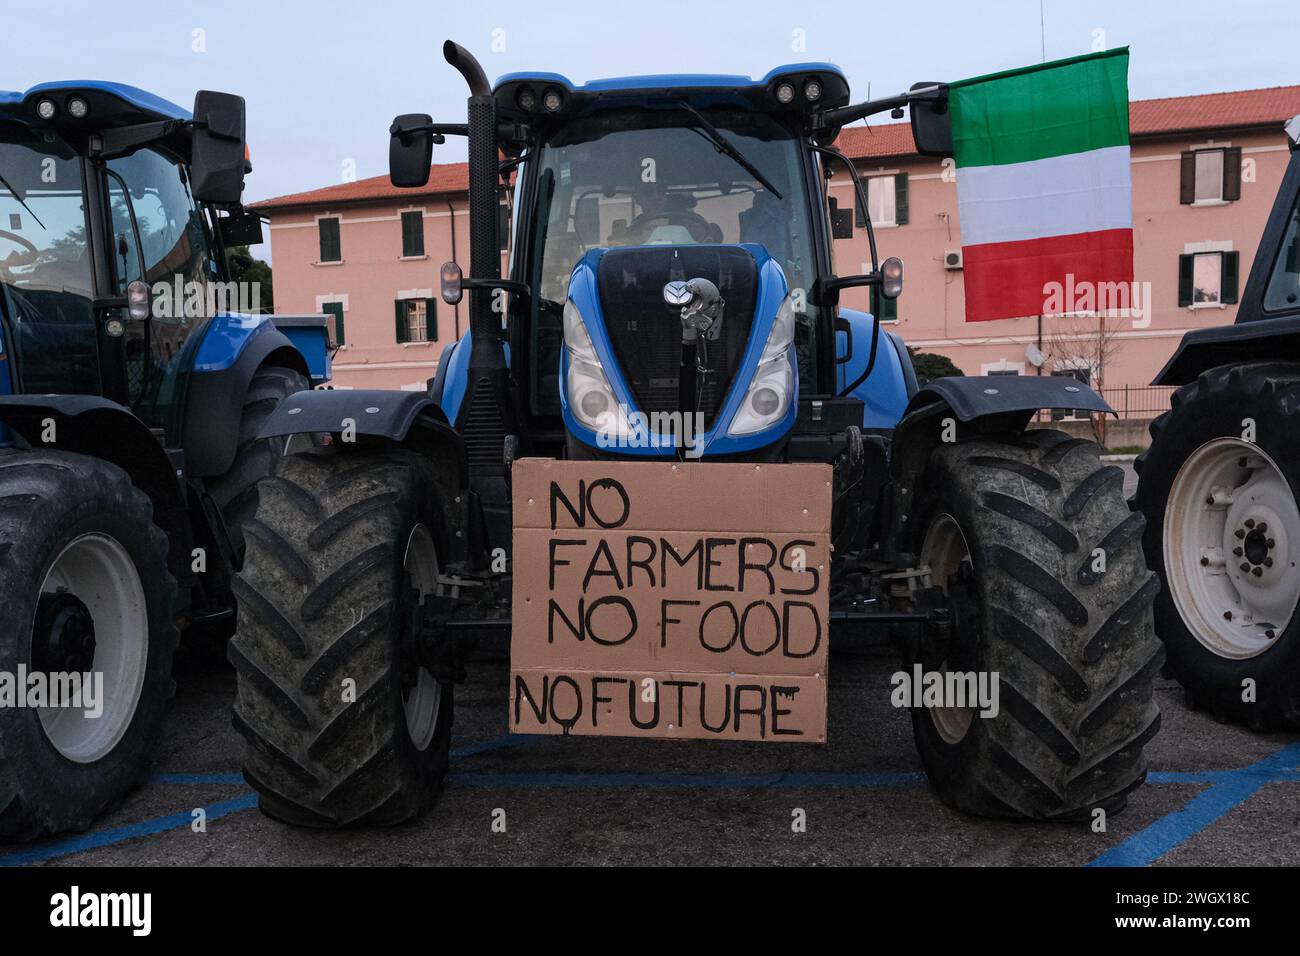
[920,513,977,745]
[35,533,149,763]
[402,524,442,750]
[1164,437,1300,659]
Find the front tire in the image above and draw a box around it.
[0,451,178,840]
[907,431,1163,819]
[230,444,453,827]
[1134,362,1300,728]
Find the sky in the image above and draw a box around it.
[5,0,1297,258]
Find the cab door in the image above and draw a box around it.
[104,147,218,436]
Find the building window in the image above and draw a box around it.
[855,173,908,227]
[318,217,341,262]
[395,297,437,343]
[1050,366,1092,421]
[1179,251,1240,307]
[870,286,898,323]
[1180,148,1242,205]
[401,210,425,257]
[321,301,345,347]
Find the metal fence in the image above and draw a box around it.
[1096,385,1177,419]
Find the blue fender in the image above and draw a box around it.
[835,307,912,429]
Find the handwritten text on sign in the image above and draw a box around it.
[510,459,832,743]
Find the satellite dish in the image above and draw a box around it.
[1026,344,1046,368]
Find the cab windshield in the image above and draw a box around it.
[0,124,99,393]
[526,107,819,415]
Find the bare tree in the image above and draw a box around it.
[1044,313,1122,445]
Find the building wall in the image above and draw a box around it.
[267,196,497,390]
[265,127,1292,393]
[825,128,1290,390]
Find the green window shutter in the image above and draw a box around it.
[1223,147,1243,202]
[424,298,438,341]
[322,301,344,346]
[855,182,867,228]
[1222,251,1240,304]
[319,217,340,262]
[894,173,909,225]
[1177,254,1194,306]
[401,211,424,257]
[394,300,409,343]
[1179,152,1196,205]
[870,288,897,321]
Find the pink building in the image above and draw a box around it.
[255,84,1300,400]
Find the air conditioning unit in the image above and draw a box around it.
[943,249,964,270]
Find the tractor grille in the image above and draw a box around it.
[596,246,757,432]
[461,376,508,467]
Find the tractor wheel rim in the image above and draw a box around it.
[34,533,148,763]
[1165,437,1299,660]
[402,523,442,751]
[920,513,977,745]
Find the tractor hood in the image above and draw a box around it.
[559,242,798,458]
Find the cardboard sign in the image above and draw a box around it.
[510,459,832,743]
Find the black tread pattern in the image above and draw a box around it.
[230,445,453,828]
[909,430,1163,819]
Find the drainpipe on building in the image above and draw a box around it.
[444,198,461,339]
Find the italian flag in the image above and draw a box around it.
[951,48,1133,322]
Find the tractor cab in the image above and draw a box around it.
[394,55,941,469]
[0,82,257,438]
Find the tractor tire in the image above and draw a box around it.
[205,365,310,564]
[1134,362,1300,729]
[192,365,308,646]
[0,450,178,840]
[905,430,1163,820]
[230,444,454,827]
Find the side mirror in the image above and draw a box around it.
[909,82,952,157]
[828,198,854,239]
[190,91,247,205]
[390,114,434,188]
[218,207,264,246]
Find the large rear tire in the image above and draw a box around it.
[906,431,1163,819]
[230,444,453,827]
[1134,362,1300,728]
[0,451,178,840]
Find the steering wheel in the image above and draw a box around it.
[0,229,39,281]
[626,210,717,244]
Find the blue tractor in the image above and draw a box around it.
[231,43,1162,825]
[0,83,329,838]
[1133,116,1300,729]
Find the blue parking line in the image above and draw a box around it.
[1087,742,1300,868]
[0,794,258,867]
[5,736,1297,867]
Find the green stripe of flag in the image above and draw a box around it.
[949,48,1129,168]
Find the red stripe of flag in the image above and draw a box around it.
[962,228,1134,322]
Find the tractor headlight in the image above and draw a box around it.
[728,294,796,436]
[564,298,631,439]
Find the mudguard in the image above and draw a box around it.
[0,395,191,582]
[183,315,314,477]
[258,387,468,492]
[1153,314,1300,386]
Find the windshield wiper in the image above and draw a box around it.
[0,171,45,230]
[673,101,783,200]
